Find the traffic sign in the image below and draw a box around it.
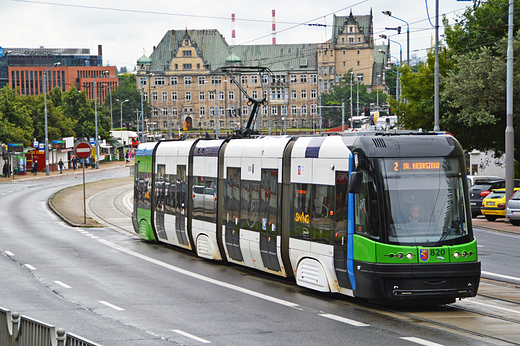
[74,141,92,158]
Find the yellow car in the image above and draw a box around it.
[481,187,520,221]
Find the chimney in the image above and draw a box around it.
[98,45,102,56]
[272,10,276,45]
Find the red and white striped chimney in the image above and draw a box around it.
[231,13,236,46]
[272,9,276,45]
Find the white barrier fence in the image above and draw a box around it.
[0,307,101,346]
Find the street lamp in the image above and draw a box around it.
[379,34,403,98]
[379,49,400,100]
[94,70,109,168]
[350,72,354,119]
[117,99,129,146]
[382,10,410,65]
[376,74,381,110]
[44,62,61,175]
[103,83,113,130]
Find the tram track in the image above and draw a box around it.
[371,278,520,345]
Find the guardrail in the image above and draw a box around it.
[1,307,101,346]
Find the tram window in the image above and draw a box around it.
[241,180,260,231]
[261,170,279,235]
[224,168,241,225]
[312,185,334,244]
[335,172,349,236]
[155,165,165,211]
[177,166,187,215]
[164,174,176,214]
[354,171,380,240]
[291,183,312,240]
[204,178,217,223]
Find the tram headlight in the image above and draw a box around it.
[397,253,404,259]
[406,253,413,259]
[462,251,468,257]
[453,252,460,258]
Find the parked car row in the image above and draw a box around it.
[467,175,520,225]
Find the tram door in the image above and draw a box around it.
[259,169,281,272]
[155,164,166,239]
[224,168,243,261]
[176,165,189,245]
[334,171,351,289]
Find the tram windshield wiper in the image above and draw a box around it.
[438,218,462,244]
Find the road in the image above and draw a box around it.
[1,167,519,345]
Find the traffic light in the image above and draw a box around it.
[364,107,370,117]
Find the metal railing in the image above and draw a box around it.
[0,307,101,346]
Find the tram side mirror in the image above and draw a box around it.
[348,171,362,194]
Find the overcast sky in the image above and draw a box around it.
[2,0,473,70]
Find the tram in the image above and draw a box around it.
[132,132,481,304]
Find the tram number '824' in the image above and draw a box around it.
[430,248,446,256]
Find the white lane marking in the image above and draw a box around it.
[99,301,125,311]
[24,264,36,270]
[400,337,444,346]
[97,239,300,309]
[54,281,72,289]
[173,329,211,344]
[319,313,369,327]
[482,271,520,284]
[469,300,520,315]
[5,251,14,256]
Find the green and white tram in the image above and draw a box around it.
[133,132,480,304]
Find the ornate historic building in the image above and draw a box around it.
[137,10,386,134]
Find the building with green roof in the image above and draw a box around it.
[136,11,388,135]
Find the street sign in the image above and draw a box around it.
[0,47,4,58]
[74,141,92,158]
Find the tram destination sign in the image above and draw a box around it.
[74,141,92,159]
[392,160,441,172]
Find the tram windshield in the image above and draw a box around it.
[381,157,470,246]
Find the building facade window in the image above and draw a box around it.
[300,74,307,83]
[251,75,258,84]
[310,74,317,83]
[241,75,248,84]
[211,76,222,85]
[170,77,178,85]
[228,90,234,100]
[200,107,206,116]
[290,74,297,83]
[172,91,177,101]
[209,91,215,100]
[162,92,168,101]
[153,107,159,116]
[162,107,168,116]
[242,106,248,116]
[218,91,224,100]
[198,76,205,85]
[311,89,317,99]
[183,64,192,70]
[154,77,165,86]
[185,91,191,101]
[301,90,307,99]
[184,76,192,85]
[143,92,148,101]
[172,107,178,116]
[199,91,205,101]
[152,92,158,101]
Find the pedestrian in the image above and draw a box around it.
[3,161,8,177]
[72,156,77,170]
[205,131,209,139]
[91,157,96,169]
[58,159,64,174]
[125,150,129,163]
[32,161,39,175]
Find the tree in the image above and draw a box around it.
[388,48,454,130]
[103,74,150,131]
[320,71,387,119]
[23,88,76,143]
[444,0,520,57]
[441,31,520,162]
[0,86,33,146]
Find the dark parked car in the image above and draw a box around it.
[470,179,520,218]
